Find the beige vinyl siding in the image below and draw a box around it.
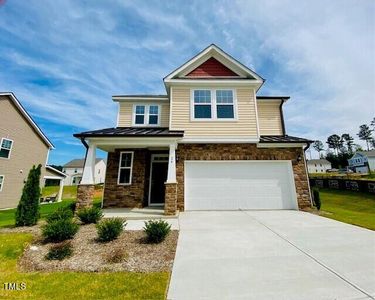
[117,102,170,127]
[0,96,49,209]
[257,101,283,135]
[170,87,258,138]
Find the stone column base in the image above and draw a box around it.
[76,184,95,210]
[164,182,178,215]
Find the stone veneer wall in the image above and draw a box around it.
[76,184,95,209]
[103,149,149,208]
[175,144,311,211]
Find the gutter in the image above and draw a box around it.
[279,99,287,136]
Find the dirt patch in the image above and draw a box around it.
[18,224,178,272]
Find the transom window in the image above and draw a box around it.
[118,152,133,185]
[192,89,235,120]
[133,105,160,126]
[0,138,13,159]
[0,175,4,192]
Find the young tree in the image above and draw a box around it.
[370,117,375,131]
[313,140,324,158]
[341,133,355,154]
[370,138,375,150]
[15,164,42,226]
[357,124,373,151]
[326,134,342,155]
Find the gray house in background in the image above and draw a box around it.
[62,158,106,186]
[348,150,375,173]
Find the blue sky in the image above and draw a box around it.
[0,0,374,164]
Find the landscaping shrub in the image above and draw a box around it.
[77,207,103,224]
[313,188,321,210]
[42,219,79,242]
[103,247,128,263]
[96,218,124,242]
[67,201,76,212]
[46,207,73,223]
[143,220,171,243]
[45,241,73,260]
[15,164,42,226]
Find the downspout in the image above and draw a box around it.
[279,99,287,136]
[303,141,313,207]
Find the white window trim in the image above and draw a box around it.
[0,138,14,160]
[0,175,4,192]
[117,151,134,185]
[190,88,238,121]
[132,104,161,127]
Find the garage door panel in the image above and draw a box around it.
[185,161,297,210]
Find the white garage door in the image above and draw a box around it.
[185,161,298,210]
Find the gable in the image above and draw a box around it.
[186,57,239,77]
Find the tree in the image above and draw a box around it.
[326,134,342,155]
[357,124,373,151]
[354,144,363,152]
[313,140,324,157]
[370,138,375,150]
[341,133,354,154]
[15,164,42,226]
[371,117,375,131]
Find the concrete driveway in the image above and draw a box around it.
[168,211,375,300]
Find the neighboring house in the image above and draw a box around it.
[74,44,313,214]
[62,158,106,185]
[0,93,66,209]
[307,159,332,173]
[348,150,375,173]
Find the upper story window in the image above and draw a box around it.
[192,89,236,120]
[0,138,13,159]
[133,105,160,126]
[0,175,4,191]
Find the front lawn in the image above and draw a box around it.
[318,189,375,230]
[0,233,169,299]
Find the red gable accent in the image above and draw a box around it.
[185,57,239,77]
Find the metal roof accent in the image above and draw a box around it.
[74,127,184,138]
[259,135,313,143]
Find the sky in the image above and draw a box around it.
[0,0,374,164]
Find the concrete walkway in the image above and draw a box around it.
[168,211,375,300]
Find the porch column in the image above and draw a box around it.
[77,141,96,209]
[165,143,177,215]
[57,179,64,202]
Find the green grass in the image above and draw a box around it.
[42,185,78,199]
[319,188,375,230]
[0,233,169,299]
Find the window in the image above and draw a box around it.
[0,138,13,159]
[216,90,234,118]
[133,105,160,126]
[0,175,3,191]
[118,152,133,185]
[192,89,236,120]
[194,90,212,119]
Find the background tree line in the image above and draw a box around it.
[312,117,375,169]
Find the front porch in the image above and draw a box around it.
[103,206,179,220]
[74,129,183,215]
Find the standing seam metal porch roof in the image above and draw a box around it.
[73,127,184,138]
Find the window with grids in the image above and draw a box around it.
[193,90,212,118]
[134,105,160,125]
[118,152,133,184]
[0,175,3,191]
[0,138,13,159]
[216,90,234,118]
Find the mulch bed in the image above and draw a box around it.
[5,224,178,273]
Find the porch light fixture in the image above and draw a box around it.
[297,154,302,162]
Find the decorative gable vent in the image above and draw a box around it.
[185,57,239,77]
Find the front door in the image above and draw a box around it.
[149,155,169,206]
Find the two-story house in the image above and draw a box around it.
[0,92,66,209]
[74,45,312,214]
[62,158,106,186]
[307,159,332,173]
[348,150,375,173]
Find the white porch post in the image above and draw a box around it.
[57,179,64,202]
[166,143,177,183]
[81,141,96,184]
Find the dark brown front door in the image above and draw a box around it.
[149,160,168,205]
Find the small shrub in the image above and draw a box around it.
[42,219,79,242]
[96,218,124,242]
[77,207,103,224]
[103,247,128,263]
[313,188,321,210]
[143,219,171,243]
[45,241,73,260]
[46,207,73,223]
[67,201,76,212]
